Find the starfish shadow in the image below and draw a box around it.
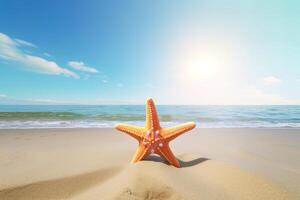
[178,157,210,168]
[143,155,210,168]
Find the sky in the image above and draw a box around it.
[0,0,299,105]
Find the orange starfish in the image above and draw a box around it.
[115,98,196,168]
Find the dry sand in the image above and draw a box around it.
[0,128,299,200]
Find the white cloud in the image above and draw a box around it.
[0,32,79,78]
[0,33,15,46]
[99,74,109,83]
[241,86,291,104]
[43,52,51,57]
[29,99,67,104]
[23,55,78,77]
[0,94,7,98]
[68,61,98,73]
[0,95,76,104]
[262,76,282,86]
[15,38,36,48]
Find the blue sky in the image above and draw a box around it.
[0,0,299,105]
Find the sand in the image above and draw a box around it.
[0,128,299,200]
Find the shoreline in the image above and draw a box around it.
[1,127,300,130]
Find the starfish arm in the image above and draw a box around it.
[131,144,149,163]
[157,145,180,168]
[145,98,161,130]
[115,123,144,141]
[162,122,196,141]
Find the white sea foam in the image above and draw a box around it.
[0,120,300,129]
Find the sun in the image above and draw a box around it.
[169,36,237,88]
[186,59,219,82]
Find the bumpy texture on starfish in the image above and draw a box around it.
[115,98,196,168]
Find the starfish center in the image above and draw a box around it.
[142,129,164,153]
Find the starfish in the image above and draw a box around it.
[115,98,196,168]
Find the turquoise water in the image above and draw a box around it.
[0,105,300,128]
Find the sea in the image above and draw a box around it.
[0,105,299,129]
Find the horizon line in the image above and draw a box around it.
[0,104,300,106]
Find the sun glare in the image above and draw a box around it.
[186,59,219,82]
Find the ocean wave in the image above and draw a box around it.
[0,105,299,129]
[0,112,85,120]
[0,112,216,122]
[0,120,300,129]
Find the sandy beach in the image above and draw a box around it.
[0,128,299,200]
[1,0,300,199]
